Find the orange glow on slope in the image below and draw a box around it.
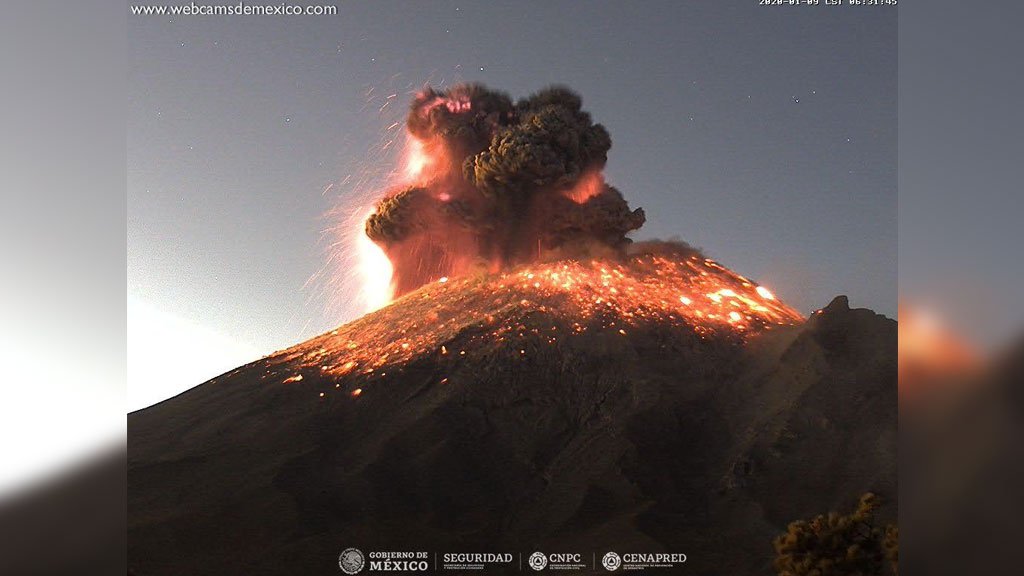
[271,254,803,401]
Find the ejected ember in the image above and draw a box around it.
[365,84,645,297]
[280,248,802,388]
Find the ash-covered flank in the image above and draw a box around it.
[129,271,895,575]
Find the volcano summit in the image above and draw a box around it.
[128,85,896,575]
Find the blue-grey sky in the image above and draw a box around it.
[128,1,896,407]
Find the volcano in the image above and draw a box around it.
[130,83,895,574]
[128,250,896,575]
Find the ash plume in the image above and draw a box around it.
[366,83,645,297]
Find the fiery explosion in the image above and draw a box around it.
[312,83,803,390]
[362,84,644,298]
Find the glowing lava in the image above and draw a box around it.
[276,252,803,398]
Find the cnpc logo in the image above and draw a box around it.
[530,551,585,571]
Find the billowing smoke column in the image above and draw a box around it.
[366,83,646,297]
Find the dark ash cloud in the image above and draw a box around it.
[367,83,645,296]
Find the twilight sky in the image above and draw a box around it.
[128,2,896,409]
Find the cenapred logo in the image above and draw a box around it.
[528,551,548,571]
[338,548,365,574]
[601,551,621,572]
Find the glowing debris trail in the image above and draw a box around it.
[270,253,802,396]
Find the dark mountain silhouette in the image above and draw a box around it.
[128,259,896,575]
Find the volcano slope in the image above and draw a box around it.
[128,254,896,575]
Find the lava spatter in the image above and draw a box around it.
[271,252,802,397]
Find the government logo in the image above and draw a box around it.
[338,548,365,574]
[528,551,548,571]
